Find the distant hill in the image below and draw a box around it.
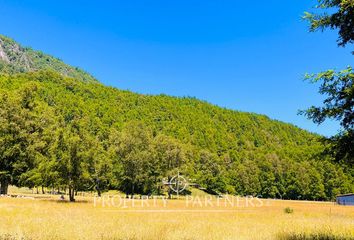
[0,35,96,82]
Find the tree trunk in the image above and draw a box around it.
[42,186,45,194]
[0,179,9,195]
[167,176,172,199]
[131,182,135,199]
[96,181,101,197]
[68,186,75,202]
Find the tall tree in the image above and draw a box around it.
[110,122,152,197]
[153,135,186,197]
[302,0,354,166]
[17,87,57,193]
[0,84,43,194]
[0,93,20,194]
[84,135,112,197]
[51,125,85,202]
[196,150,227,195]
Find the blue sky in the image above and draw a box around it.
[1,0,352,136]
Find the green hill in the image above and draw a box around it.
[0,37,352,201]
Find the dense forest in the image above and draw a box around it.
[0,36,353,201]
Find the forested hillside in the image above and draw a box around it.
[0,35,352,201]
[0,70,352,201]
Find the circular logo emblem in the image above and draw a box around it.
[169,175,188,193]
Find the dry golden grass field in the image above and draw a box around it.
[0,188,353,240]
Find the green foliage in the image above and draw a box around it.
[303,0,354,48]
[302,1,353,167]
[284,207,294,214]
[300,61,353,167]
[109,122,153,195]
[0,83,52,194]
[0,71,352,200]
[302,68,353,129]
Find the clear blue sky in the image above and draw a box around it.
[1,0,352,136]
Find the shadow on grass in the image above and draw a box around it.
[0,234,26,240]
[50,199,90,204]
[278,233,354,240]
[12,197,92,205]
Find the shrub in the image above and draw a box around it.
[284,207,294,214]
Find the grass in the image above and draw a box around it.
[0,189,353,240]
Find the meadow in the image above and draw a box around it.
[0,188,353,240]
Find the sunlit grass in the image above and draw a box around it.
[0,190,353,240]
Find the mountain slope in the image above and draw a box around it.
[0,35,96,82]
[0,36,352,200]
[1,70,352,200]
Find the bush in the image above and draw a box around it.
[284,207,294,214]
